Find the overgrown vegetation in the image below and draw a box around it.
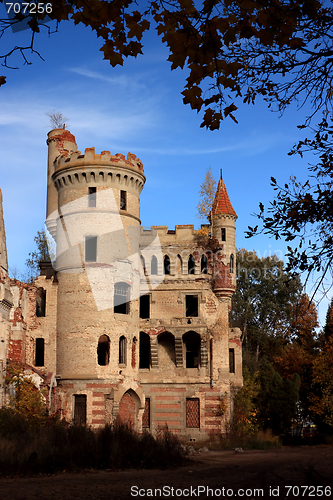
[0,412,185,475]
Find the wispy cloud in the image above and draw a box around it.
[68,67,146,91]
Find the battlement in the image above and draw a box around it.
[54,147,144,173]
[141,225,198,244]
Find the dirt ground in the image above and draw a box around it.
[1,446,333,500]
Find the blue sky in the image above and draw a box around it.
[0,7,331,325]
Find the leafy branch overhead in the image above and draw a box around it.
[1,0,332,129]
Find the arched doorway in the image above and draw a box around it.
[118,390,138,428]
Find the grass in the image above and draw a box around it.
[206,429,282,450]
[0,409,186,475]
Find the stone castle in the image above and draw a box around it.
[0,128,242,440]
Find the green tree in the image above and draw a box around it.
[26,229,50,281]
[231,248,302,369]
[323,298,333,341]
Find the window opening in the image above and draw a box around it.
[74,395,87,425]
[164,255,171,275]
[186,398,200,428]
[142,398,150,428]
[114,282,130,314]
[229,254,234,273]
[119,336,127,364]
[36,288,46,317]
[229,348,235,373]
[151,255,158,275]
[120,190,127,210]
[221,228,226,241]
[85,236,97,262]
[140,294,150,319]
[88,187,96,207]
[188,254,195,274]
[35,338,45,366]
[176,254,182,275]
[186,295,198,317]
[97,335,110,366]
[183,331,200,368]
[139,332,150,368]
[201,254,208,274]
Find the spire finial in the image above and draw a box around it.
[220,168,222,180]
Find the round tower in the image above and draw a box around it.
[47,130,146,424]
[210,174,237,297]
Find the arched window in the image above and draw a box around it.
[229,254,234,274]
[97,335,110,366]
[201,254,208,274]
[158,332,176,367]
[188,254,195,275]
[164,255,171,275]
[183,331,200,368]
[114,282,130,314]
[139,332,150,369]
[119,336,127,365]
[151,255,158,275]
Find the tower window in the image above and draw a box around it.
[97,335,110,366]
[119,336,127,365]
[114,282,130,314]
[201,254,208,274]
[188,254,195,274]
[88,187,96,207]
[186,295,198,317]
[221,228,226,241]
[35,338,45,367]
[120,190,127,210]
[229,348,235,373]
[140,294,150,319]
[85,236,97,262]
[229,254,234,273]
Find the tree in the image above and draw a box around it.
[197,167,217,222]
[1,1,332,129]
[323,298,333,341]
[247,117,333,296]
[26,229,50,281]
[46,111,68,129]
[230,248,302,368]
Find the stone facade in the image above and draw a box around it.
[1,129,242,440]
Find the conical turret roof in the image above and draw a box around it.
[211,178,237,218]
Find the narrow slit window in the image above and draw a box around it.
[142,398,150,428]
[164,255,171,275]
[85,236,97,262]
[229,348,235,373]
[88,187,96,207]
[151,255,158,275]
[188,254,195,274]
[229,254,234,274]
[35,338,45,367]
[221,228,226,241]
[139,332,150,369]
[36,288,46,317]
[201,254,208,274]
[140,294,150,319]
[119,336,127,365]
[120,190,127,210]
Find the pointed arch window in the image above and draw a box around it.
[201,254,208,274]
[188,254,195,275]
[176,254,182,276]
[119,336,127,365]
[229,254,234,274]
[151,255,158,275]
[164,255,170,275]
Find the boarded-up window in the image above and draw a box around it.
[35,338,45,366]
[186,398,200,428]
[85,236,97,262]
[36,288,46,317]
[88,187,96,207]
[140,294,150,319]
[142,398,150,428]
[229,348,235,373]
[74,395,87,425]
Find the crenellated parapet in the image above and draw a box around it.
[52,148,145,193]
